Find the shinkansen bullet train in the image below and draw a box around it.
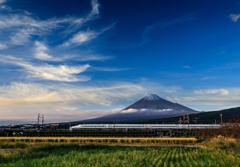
[69,124,220,131]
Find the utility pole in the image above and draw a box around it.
[41,114,44,129]
[37,113,40,130]
[113,114,115,128]
[220,114,223,124]
[183,115,189,124]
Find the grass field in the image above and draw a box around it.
[0,137,239,167]
[0,144,240,167]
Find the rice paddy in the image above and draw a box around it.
[0,137,239,167]
[0,144,239,167]
[0,137,197,145]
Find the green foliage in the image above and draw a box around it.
[0,144,239,167]
[202,138,240,153]
[0,142,27,149]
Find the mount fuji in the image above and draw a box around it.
[123,94,196,113]
[79,94,198,123]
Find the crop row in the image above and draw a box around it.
[1,145,239,167]
[0,137,196,144]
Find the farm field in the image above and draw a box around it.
[0,137,197,145]
[0,137,239,167]
[0,144,240,167]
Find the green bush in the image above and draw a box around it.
[0,143,14,149]
[15,142,27,148]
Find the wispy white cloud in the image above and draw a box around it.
[90,67,127,71]
[0,43,7,49]
[0,82,144,107]
[88,0,100,19]
[0,0,6,4]
[33,41,63,61]
[74,54,113,62]
[169,88,240,110]
[201,77,215,80]
[0,14,77,30]
[229,14,240,22]
[0,55,91,82]
[194,89,229,95]
[1,81,240,121]
[10,27,35,45]
[0,0,101,45]
[172,95,240,106]
[33,42,112,62]
[3,15,78,45]
[183,65,192,69]
[63,23,115,47]
[60,0,101,35]
[64,29,99,47]
[122,108,137,113]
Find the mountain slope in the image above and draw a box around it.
[78,94,198,123]
[145,107,240,124]
[123,94,196,113]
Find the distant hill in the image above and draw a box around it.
[145,107,240,124]
[77,94,198,123]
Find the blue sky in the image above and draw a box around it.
[1,0,240,123]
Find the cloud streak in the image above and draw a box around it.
[1,81,240,121]
[0,14,75,45]
[0,0,102,46]
[64,29,99,47]
[230,14,240,22]
[0,55,91,82]
[194,89,229,95]
[90,66,127,71]
[88,0,100,19]
[33,41,64,61]
[141,13,196,45]
[0,82,144,107]
[63,23,115,47]
[0,43,7,49]
[169,88,240,109]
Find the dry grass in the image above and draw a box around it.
[0,137,197,145]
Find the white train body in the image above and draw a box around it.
[69,124,220,131]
